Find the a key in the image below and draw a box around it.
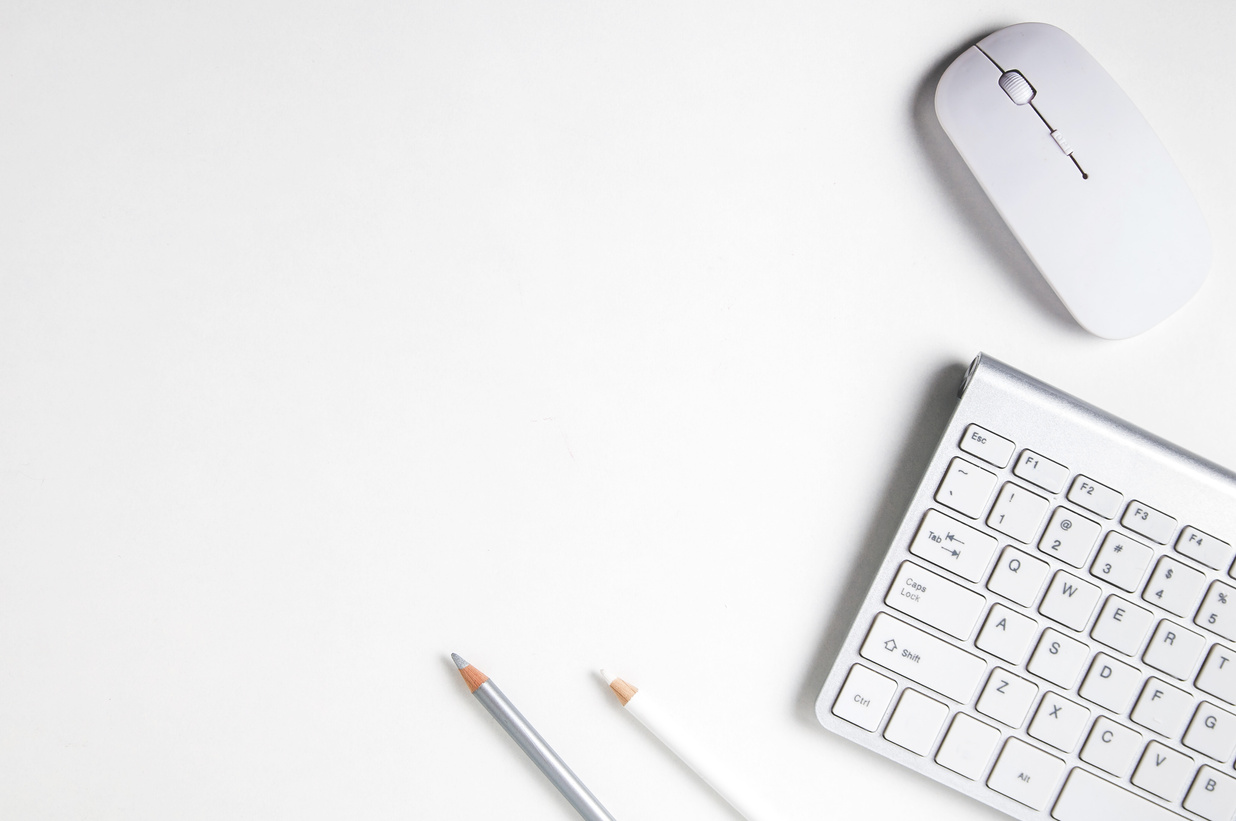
[882,688,949,756]
[935,457,997,519]
[884,561,986,639]
[1184,766,1236,821]
[1177,526,1234,571]
[1078,653,1142,713]
[1143,556,1206,617]
[1027,628,1089,688]
[1054,768,1186,821]
[959,424,1014,468]
[935,713,1000,780]
[1080,716,1142,777]
[831,664,897,731]
[1027,691,1090,752]
[1038,570,1101,631]
[1038,507,1101,568]
[1090,595,1153,656]
[1123,501,1178,545]
[1143,619,1205,680]
[1090,531,1153,593]
[1197,644,1236,704]
[986,737,1065,810]
[975,668,1037,727]
[1131,741,1194,801]
[975,603,1039,664]
[987,482,1050,543]
[1013,449,1069,493]
[986,546,1049,606]
[908,509,998,583]
[1195,580,1236,641]
[1066,475,1123,519]
[1183,701,1236,761]
[1130,678,1194,738]
[860,613,987,702]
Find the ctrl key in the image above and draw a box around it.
[832,664,896,731]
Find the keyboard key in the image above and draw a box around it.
[1143,556,1206,617]
[1012,449,1069,493]
[935,713,1000,780]
[1184,766,1236,821]
[1027,691,1090,752]
[882,688,948,755]
[975,668,1037,727]
[959,424,1014,468]
[1078,653,1142,713]
[1054,768,1182,821]
[1123,501,1178,545]
[832,664,897,731]
[1066,475,1123,519]
[1195,581,1236,641]
[1038,571,1101,631]
[1143,619,1206,680]
[1090,595,1153,656]
[1131,678,1194,738]
[909,509,999,583]
[1183,701,1236,761]
[935,457,998,519]
[1038,507,1101,568]
[1027,629,1089,688]
[1091,531,1154,593]
[975,603,1039,664]
[1197,645,1236,704]
[860,613,987,702]
[1132,741,1194,801]
[986,546,1049,606]
[1080,716,1142,776]
[987,483,1050,543]
[885,561,986,640]
[1177,526,1234,571]
[986,737,1064,810]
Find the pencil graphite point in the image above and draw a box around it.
[451,653,468,669]
[600,669,615,685]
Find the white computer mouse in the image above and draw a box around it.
[935,23,1210,339]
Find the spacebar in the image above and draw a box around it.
[1052,770,1185,821]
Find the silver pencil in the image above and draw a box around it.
[451,653,617,821]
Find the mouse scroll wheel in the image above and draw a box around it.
[998,70,1036,105]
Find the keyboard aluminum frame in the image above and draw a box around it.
[815,353,1236,820]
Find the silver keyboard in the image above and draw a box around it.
[816,354,1236,821]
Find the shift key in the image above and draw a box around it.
[861,612,987,703]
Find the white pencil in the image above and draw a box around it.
[601,669,774,821]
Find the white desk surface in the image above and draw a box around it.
[3,2,1235,819]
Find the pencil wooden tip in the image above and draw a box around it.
[607,675,638,707]
[452,654,489,693]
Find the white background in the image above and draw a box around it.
[2,2,1235,819]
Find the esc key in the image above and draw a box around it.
[960,424,1015,468]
